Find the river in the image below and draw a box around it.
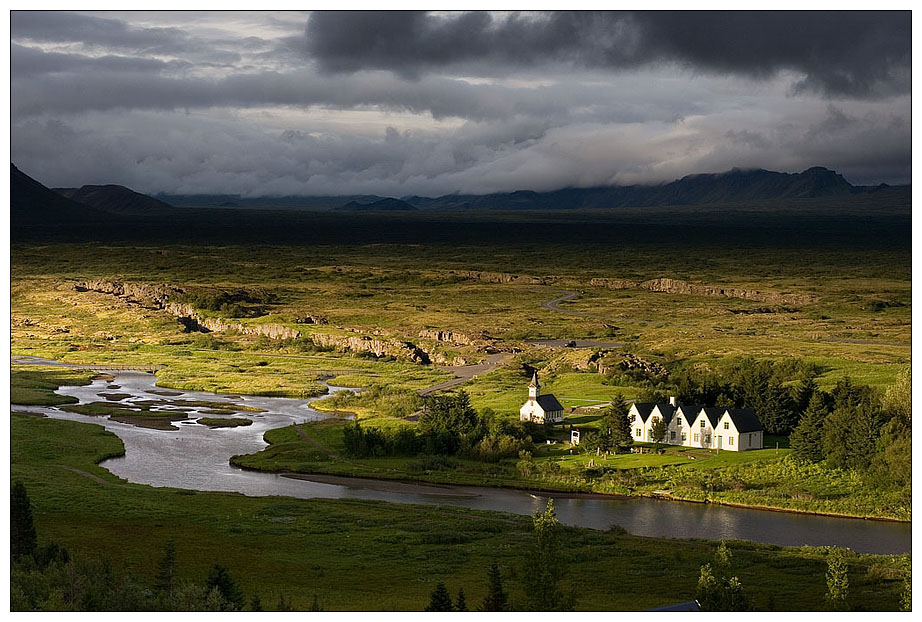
[13,371,911,555]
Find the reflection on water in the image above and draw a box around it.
[14,372,911,555]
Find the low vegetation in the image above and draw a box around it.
[11,414,909,611]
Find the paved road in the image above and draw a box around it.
[418,352,512,396]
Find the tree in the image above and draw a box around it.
[650,417,667,451]
[455,588,468,611]
[520,499,576,611]
[790,392,828,463]
[249,593,263,611]
[11,481,37,559]
[205,564,245,611]
[479,560,509,611]
[794,375,820,415]
[309,594,323,611]
[696,542,749,611]
[825,548,849,611]
[419,390,480,454]
[425,582,454,611]
[823,403,883,471]
[603,393,633,450]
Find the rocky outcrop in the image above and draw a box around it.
[595,352,669,378]
[449,270,556,285]
[74,279,184,308]
[74,280,300,341]
[295,315,328,325]
[308,333,430,364]
[418,328,495,347]
[589,278,637,290]
[590,276,815,304]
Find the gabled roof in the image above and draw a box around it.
[674,404,704,422]
[536,394,563,413]
[652,403,676,424]
[724,408,763,433]
[701,407,725,428]
[529,372,539,388]
[629,403,657,422]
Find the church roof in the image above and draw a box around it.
[529,371,539,387]
[536,394,563,413]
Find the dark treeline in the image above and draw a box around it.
[10,482,306,612]
[343,390,537,461]
[619,357,828,435]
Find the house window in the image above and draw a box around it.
[681,432,687,441]
[670,431,676,440]
[700,420,705,427]
[693,433,699,442]
[705,434,711,444]
[636,428,641,437]
[748,434,752,447]
[677,416,682,426]
[724,421,729,429]
[729,436,734,446]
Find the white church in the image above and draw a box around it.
[519,372,564,424]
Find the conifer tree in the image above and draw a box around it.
[455,588,468,611]
[479,560,509,611]
[520,499,576,611]
[206,564,244,611]
[790,392,829,463]
[11,481,37,559]
[425,582,454,611]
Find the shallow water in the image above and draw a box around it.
[15,372,911,554]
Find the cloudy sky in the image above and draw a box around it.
[9,10,912,197]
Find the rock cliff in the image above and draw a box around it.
[590,276,814,304]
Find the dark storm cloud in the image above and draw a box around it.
[11,11,188,51]
[11,44,190,77]
[305,11,910,98]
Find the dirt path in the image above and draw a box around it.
[294,425,340,459]
[61,466,116,486]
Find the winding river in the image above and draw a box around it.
[14,372,911,555]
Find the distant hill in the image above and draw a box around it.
[11,164,108,225]
[404,167,890,211]
[333,197,418,212]
[158,194,386,211]
[55,184,174,214]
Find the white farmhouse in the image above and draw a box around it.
[630,397,763,451]
[519,372,564,424]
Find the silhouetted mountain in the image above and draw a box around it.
[405,167,875,210]
[158,194,385,211]
[334,197,418,212]
[11,164,107,225]
[55,184,175,214]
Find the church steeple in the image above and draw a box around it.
[529,371,540,400]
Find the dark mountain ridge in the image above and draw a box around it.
[403,166,892,211]
[334,197,418,212]
[10,164,108,225]
[55,184,175,214]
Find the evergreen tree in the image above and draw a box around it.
[455,588,468,612]
[795,375,820,414]
[825,548,849,611]
[425,582,454,611]
[11,481,37,559]
[790,393,828,462]
[607,393,634,450]
[479,560,509,611]
[650,417,667,451]
[696,542,749,611]
[520,499,576,611]
[205,564,245,611]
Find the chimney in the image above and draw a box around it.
[669,396,677,406]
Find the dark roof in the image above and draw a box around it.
[701,407,725,428]
[675,404,704,421]
[536,394,563,413]
[630,403,657,422]
[725,408,763,433]
[649,600,701,612]
[652,403,676,424]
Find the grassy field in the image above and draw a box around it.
[11,413,909,611]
